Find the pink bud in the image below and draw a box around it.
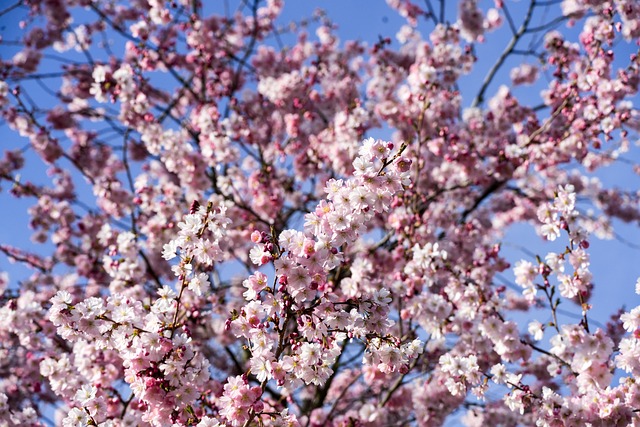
[396,157,412,173]
[251,230,262,243]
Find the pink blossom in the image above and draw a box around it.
[2,2,640,426]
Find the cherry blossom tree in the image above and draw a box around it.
[1,0,640,426]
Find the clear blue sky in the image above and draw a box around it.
[1,0,638,357]
[0,1,639,423]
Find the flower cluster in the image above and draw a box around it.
[1,0,639,426]
[47,286,212,426]
[163,198,231,280]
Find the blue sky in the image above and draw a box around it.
[1,0,639,362]
[0,1,639,423]
[270,0,640,328]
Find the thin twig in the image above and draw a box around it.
[471,0,536,107]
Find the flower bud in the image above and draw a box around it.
[396,157,412,172]
[251,230,262,243]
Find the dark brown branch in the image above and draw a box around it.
[471,0,536,107]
